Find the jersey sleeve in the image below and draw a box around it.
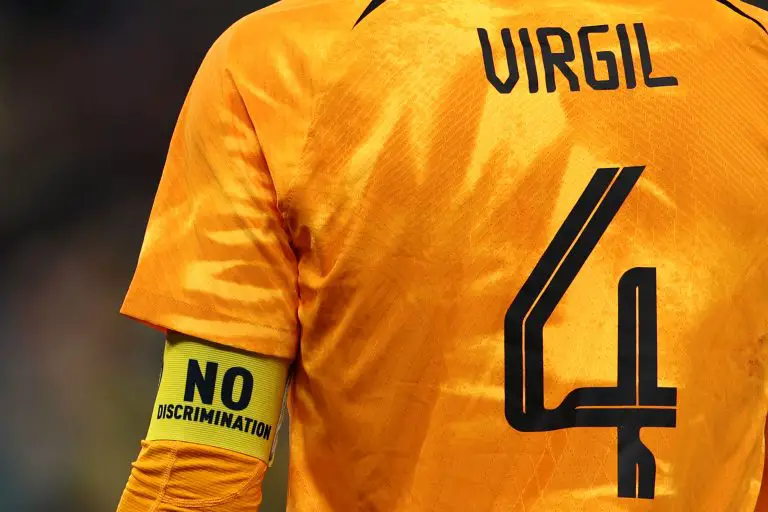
[121,27,299,360]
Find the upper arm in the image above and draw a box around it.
[121,22,301,359]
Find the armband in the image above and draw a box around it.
[147,334,289,464]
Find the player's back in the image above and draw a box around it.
[231,0,768,510]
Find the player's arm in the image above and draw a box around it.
[117,333,289,512]
[115,16,303,512]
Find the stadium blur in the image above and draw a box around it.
[0,1,288,510]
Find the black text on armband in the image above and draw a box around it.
[156,403,273,441]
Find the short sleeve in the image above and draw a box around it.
[121,29,299,360]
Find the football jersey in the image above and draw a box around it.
[121,0,768,510]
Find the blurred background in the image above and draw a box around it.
[0,1,289,510]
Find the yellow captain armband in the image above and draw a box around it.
[147,333,290,465]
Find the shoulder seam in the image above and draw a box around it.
[281,5,354,232]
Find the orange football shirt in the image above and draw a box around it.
[122,0,768,510]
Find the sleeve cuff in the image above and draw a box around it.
[121,288,298,360]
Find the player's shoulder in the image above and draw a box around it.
[227,0,368,49]
[211,0,370,87]
[198,1,373,174]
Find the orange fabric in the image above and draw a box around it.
[122,0,768,510]
[757,419,768,512]
[120,17,302,359]
[117,440,266,512]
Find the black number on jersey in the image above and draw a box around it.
[504,166,677,499]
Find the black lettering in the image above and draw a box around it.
[194,406,200,422]
[165,404,174,419]
[578,25,620,91]
[157,405,165,419]
[244,417,254,433]
[174,404,183,420]
[478,28,520,94]
[214,410,222,425]
[184,360,218,405]
[537,27,580,92]
[232,415,244,432]
[221,411,233,428]
[478,23,676,95]
[220,367,254,411]
[183,406,193,421]
[199,407,215,424]
[616,24,637,89]
[263,424,273,441]
[518,28,539,93]
[255,422,266,438]
[634,23,678,88]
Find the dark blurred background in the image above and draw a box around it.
[0,1,289,510]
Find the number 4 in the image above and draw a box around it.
[504,166,677,499]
